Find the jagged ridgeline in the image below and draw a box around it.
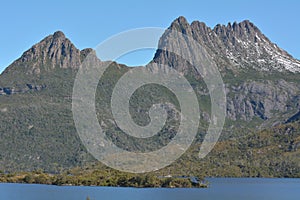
[0,16,299,176]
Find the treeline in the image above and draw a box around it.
[157,121,300,178]
[0,169,207,188]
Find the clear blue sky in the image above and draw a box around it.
[1,0,300,72]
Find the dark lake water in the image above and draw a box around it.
[0,178,299,200]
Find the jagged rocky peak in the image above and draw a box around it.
[169,16,192,34]
[214,20,260,42]
[190,21,211,35]
[80,48,94,56]
[53,30,66,38]
[80,48,95,62]
[171,16,189,27]
[169,16,211,37]
[27,30,81,69]
[4,31,83,74]
[154,16,300,73]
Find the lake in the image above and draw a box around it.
[0,178,299,200]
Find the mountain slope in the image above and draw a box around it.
[0,17,299,176]
[154,16,300,129]
[0,32,95,172]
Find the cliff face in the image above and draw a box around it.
[154,16,300,73]
[226,80,299,122]
[152,16,300,124]
[2,31,82,76]
[0,31,96,91]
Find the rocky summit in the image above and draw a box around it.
[154,16,300,73]
[0,17,299,177]
[154,16,300,126]
[1,31,93,77]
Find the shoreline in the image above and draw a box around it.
[0,172,208,188]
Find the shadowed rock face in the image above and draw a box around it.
[226,80,298,121]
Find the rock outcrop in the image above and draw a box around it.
[152,16,300,123]
[154,16,300,73]
[2,31,88,76]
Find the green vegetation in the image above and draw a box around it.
[0,49,300,186]
[0,168,206,188]
[1,119,299,189]
[159,121,300,178]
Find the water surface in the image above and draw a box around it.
[0,178,299,200]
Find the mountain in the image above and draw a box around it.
[7,31,81,73]
[0,31,96,172]
[154,16,300,128]
[0,17,299,177]
[154,16,300,73]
